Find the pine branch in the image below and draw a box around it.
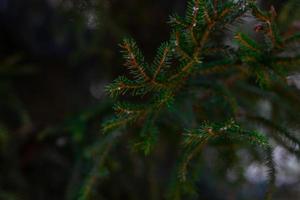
[249,3,282,48]
[264,146,276,200]
[132,118,158,155]
[105,76,147,97]
[185,0,205,28]
[120,38,150,82]
[169,14,188,29]
[247,115,300,154]
[102,0,300,198]
[78,131,121,200]
[151,42,172,81]
[180,120,270,181]
[235,32,261,52]
[102,116,132,133]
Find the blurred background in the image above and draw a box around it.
[0,0,300,199]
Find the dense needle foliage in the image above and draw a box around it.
[102,0,300,199]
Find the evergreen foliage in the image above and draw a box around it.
[99,0,300,198]
[102,0,300,198]
[1,0,300,199]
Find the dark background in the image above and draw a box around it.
[0,0,300,199]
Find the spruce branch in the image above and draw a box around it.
[247,115,300,155]
[105,76,147,97]
[102,0,300,198]
[102,116,133,133]
[265,146,276,200]
[132,118,158,155]
[120,38,150,82]
[249,3,282,48]
[185,0,205,28]
[180,119,270,182]
[78,131,121,200]
[235,32,262,52]
[151,42,172,81]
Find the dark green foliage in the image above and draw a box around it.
[180,119,270,179]
[102,0,300,199]
[3,0,299,199]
